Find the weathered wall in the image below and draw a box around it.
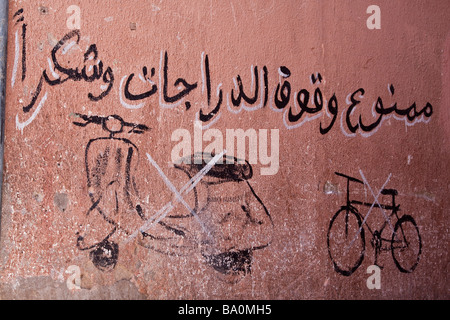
[0,0,449,299]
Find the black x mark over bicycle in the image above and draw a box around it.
[327,172,422,276]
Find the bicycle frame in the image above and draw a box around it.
[336,172,401,248]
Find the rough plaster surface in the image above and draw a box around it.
[0,0,449,299]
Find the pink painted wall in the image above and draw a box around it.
[0,0,449,299]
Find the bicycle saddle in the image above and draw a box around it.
[381,188,398,196]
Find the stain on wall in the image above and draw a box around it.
[0,0,449,299]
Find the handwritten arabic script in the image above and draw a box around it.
[16,30,433,137]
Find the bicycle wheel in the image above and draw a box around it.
[327,207,365,276]
[391,215,422,273]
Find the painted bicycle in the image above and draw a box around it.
[327,172,422,276]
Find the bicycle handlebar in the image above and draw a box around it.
[335,172,364,185]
